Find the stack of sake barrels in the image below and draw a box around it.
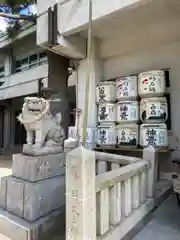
[96,77,140,148]
[96,81,117,147]
[96,70,169,149]
[139,70,168,149]
[116,76,139,148]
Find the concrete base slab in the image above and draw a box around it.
[0,175,65,221]
[0,207,65,240]
[133,195,180,240]
[12,153,65,182]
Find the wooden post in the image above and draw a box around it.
[143,146,158,198]
[66,146,96,240]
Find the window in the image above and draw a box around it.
[15,60,21,73]
[15,52,48,73]
[39,52,48,65]
[0,66,5,86]
[29,54,38,68]
[21,58,29,70]
[15,58,29,73]
[0,66,5,79]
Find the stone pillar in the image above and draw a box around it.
[4,48,14,76]
[3,108,11,149]
[10,110,15,146]
[66,146,96,240]
[77,37,103,148]
[46,51,70,137]
[4,55,11,76]
[143,146,158,198]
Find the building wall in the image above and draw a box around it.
[0,31,77,148]
[0,33,44,148]
[98,39,180,173]
[13,33,42,59]
[63,38,180,152]
[102,40,179,147]
[71,37,180,171]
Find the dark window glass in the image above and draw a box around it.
[15,60,21,72]
[39,52,47,64]
[29,54,38,68]
[0,67,4,73]
[21,57,29,71]
[0,67,4,78]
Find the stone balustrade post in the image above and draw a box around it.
[143,146,158,198]
[66,146,96,240]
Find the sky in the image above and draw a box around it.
[0,4,37,32]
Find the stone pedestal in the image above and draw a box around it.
[12,153,65,182]
[0,153,66,240]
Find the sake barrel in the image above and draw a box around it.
[138,70,166,97]
[116,124,139,148]
[140,97,168,124]
[140,123,168,148]
[79,127,97,144]
[116,101,139,123]
[96,81,116,103]
[97,123,116,146]
[98,103,116,123]
[116,76,138,100]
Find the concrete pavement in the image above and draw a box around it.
[134,195,180,240]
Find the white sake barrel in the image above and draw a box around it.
[116,76,138,100]
[138,70,166,97]
[96,81,116,103]
[79,127,97,144]
[116,101,139,123]
[98,103,116,123]
[140,97,168,124]
[97,123,116,146]
[116,124,139,148]
[140,123,168,148]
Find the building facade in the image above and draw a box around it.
[0,21,76,150]
[37,0,180,172]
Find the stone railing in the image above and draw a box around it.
[66,146,157,240]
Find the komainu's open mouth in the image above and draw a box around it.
[28,108,41,112]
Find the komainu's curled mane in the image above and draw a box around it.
[18,97,65,148]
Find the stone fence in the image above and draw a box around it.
[66,146,157,240]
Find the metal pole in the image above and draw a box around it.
[82,0,92,146]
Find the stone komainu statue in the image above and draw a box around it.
[18,97,65,151]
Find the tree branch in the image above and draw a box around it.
[0,12,36,22]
